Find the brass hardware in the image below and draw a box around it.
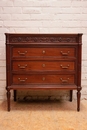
[18,78,27,82]
[18,64,27,69]
[42,64,45,67]
[18,51,27,55]
[61,51,70,56]
[42,77,45,81]
[60,64,69,69]
[43,50,45,54]
[60,78,69,83]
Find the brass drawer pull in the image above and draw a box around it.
[60,78,69,83]
[18,51,27,55]
[42,64,45,67]
[42,50,45,54]
[18,78,27,82]
[18,64,27,69]
[60,64,69,69]
[42,77,45,81]
[61,51,70,56]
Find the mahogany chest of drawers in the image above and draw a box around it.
[5,33,82,111]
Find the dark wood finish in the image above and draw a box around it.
[77,90,81,111]
[12,74,75,84]
[70,90,73,102]
[6,89,11,111]
[5,33,82,111]
[12,61,75,71]
[12,47,75,57]
[14,90,17,101]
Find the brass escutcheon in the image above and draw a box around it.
[42,64,45,67]
[43,50,45,54]
[42,77,45,81]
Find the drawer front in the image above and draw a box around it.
[12,47,75,57]
[12,61,75,71]
[12,74,75,84]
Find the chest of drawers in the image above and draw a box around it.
[5,33,82,111]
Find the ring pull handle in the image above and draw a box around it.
[18,64,27,69]
[60,64,69,69]
[61,51,70,56]
[60,78,69,83]
[18,78,27,82]
[18,51,27,55]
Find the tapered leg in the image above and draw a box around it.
[14,90,17,101]
[70,90,73,102]
[77,90,81,111]
[7,89,11,111]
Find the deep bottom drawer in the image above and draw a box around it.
[12,74,75,84]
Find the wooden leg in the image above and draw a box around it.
[14,90,17,101]
[77,90,81,111]
[7,89,11,112]
[70,90,73,102]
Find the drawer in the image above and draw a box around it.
[12,47,75,58]
[12,74,75,84]
[12,61,75,71]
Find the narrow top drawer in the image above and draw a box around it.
[12,47,76,58]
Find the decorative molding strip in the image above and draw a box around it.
[9,36,77,43]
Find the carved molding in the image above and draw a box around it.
[9,36,77,43]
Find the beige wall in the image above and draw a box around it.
[0,0,87,100]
